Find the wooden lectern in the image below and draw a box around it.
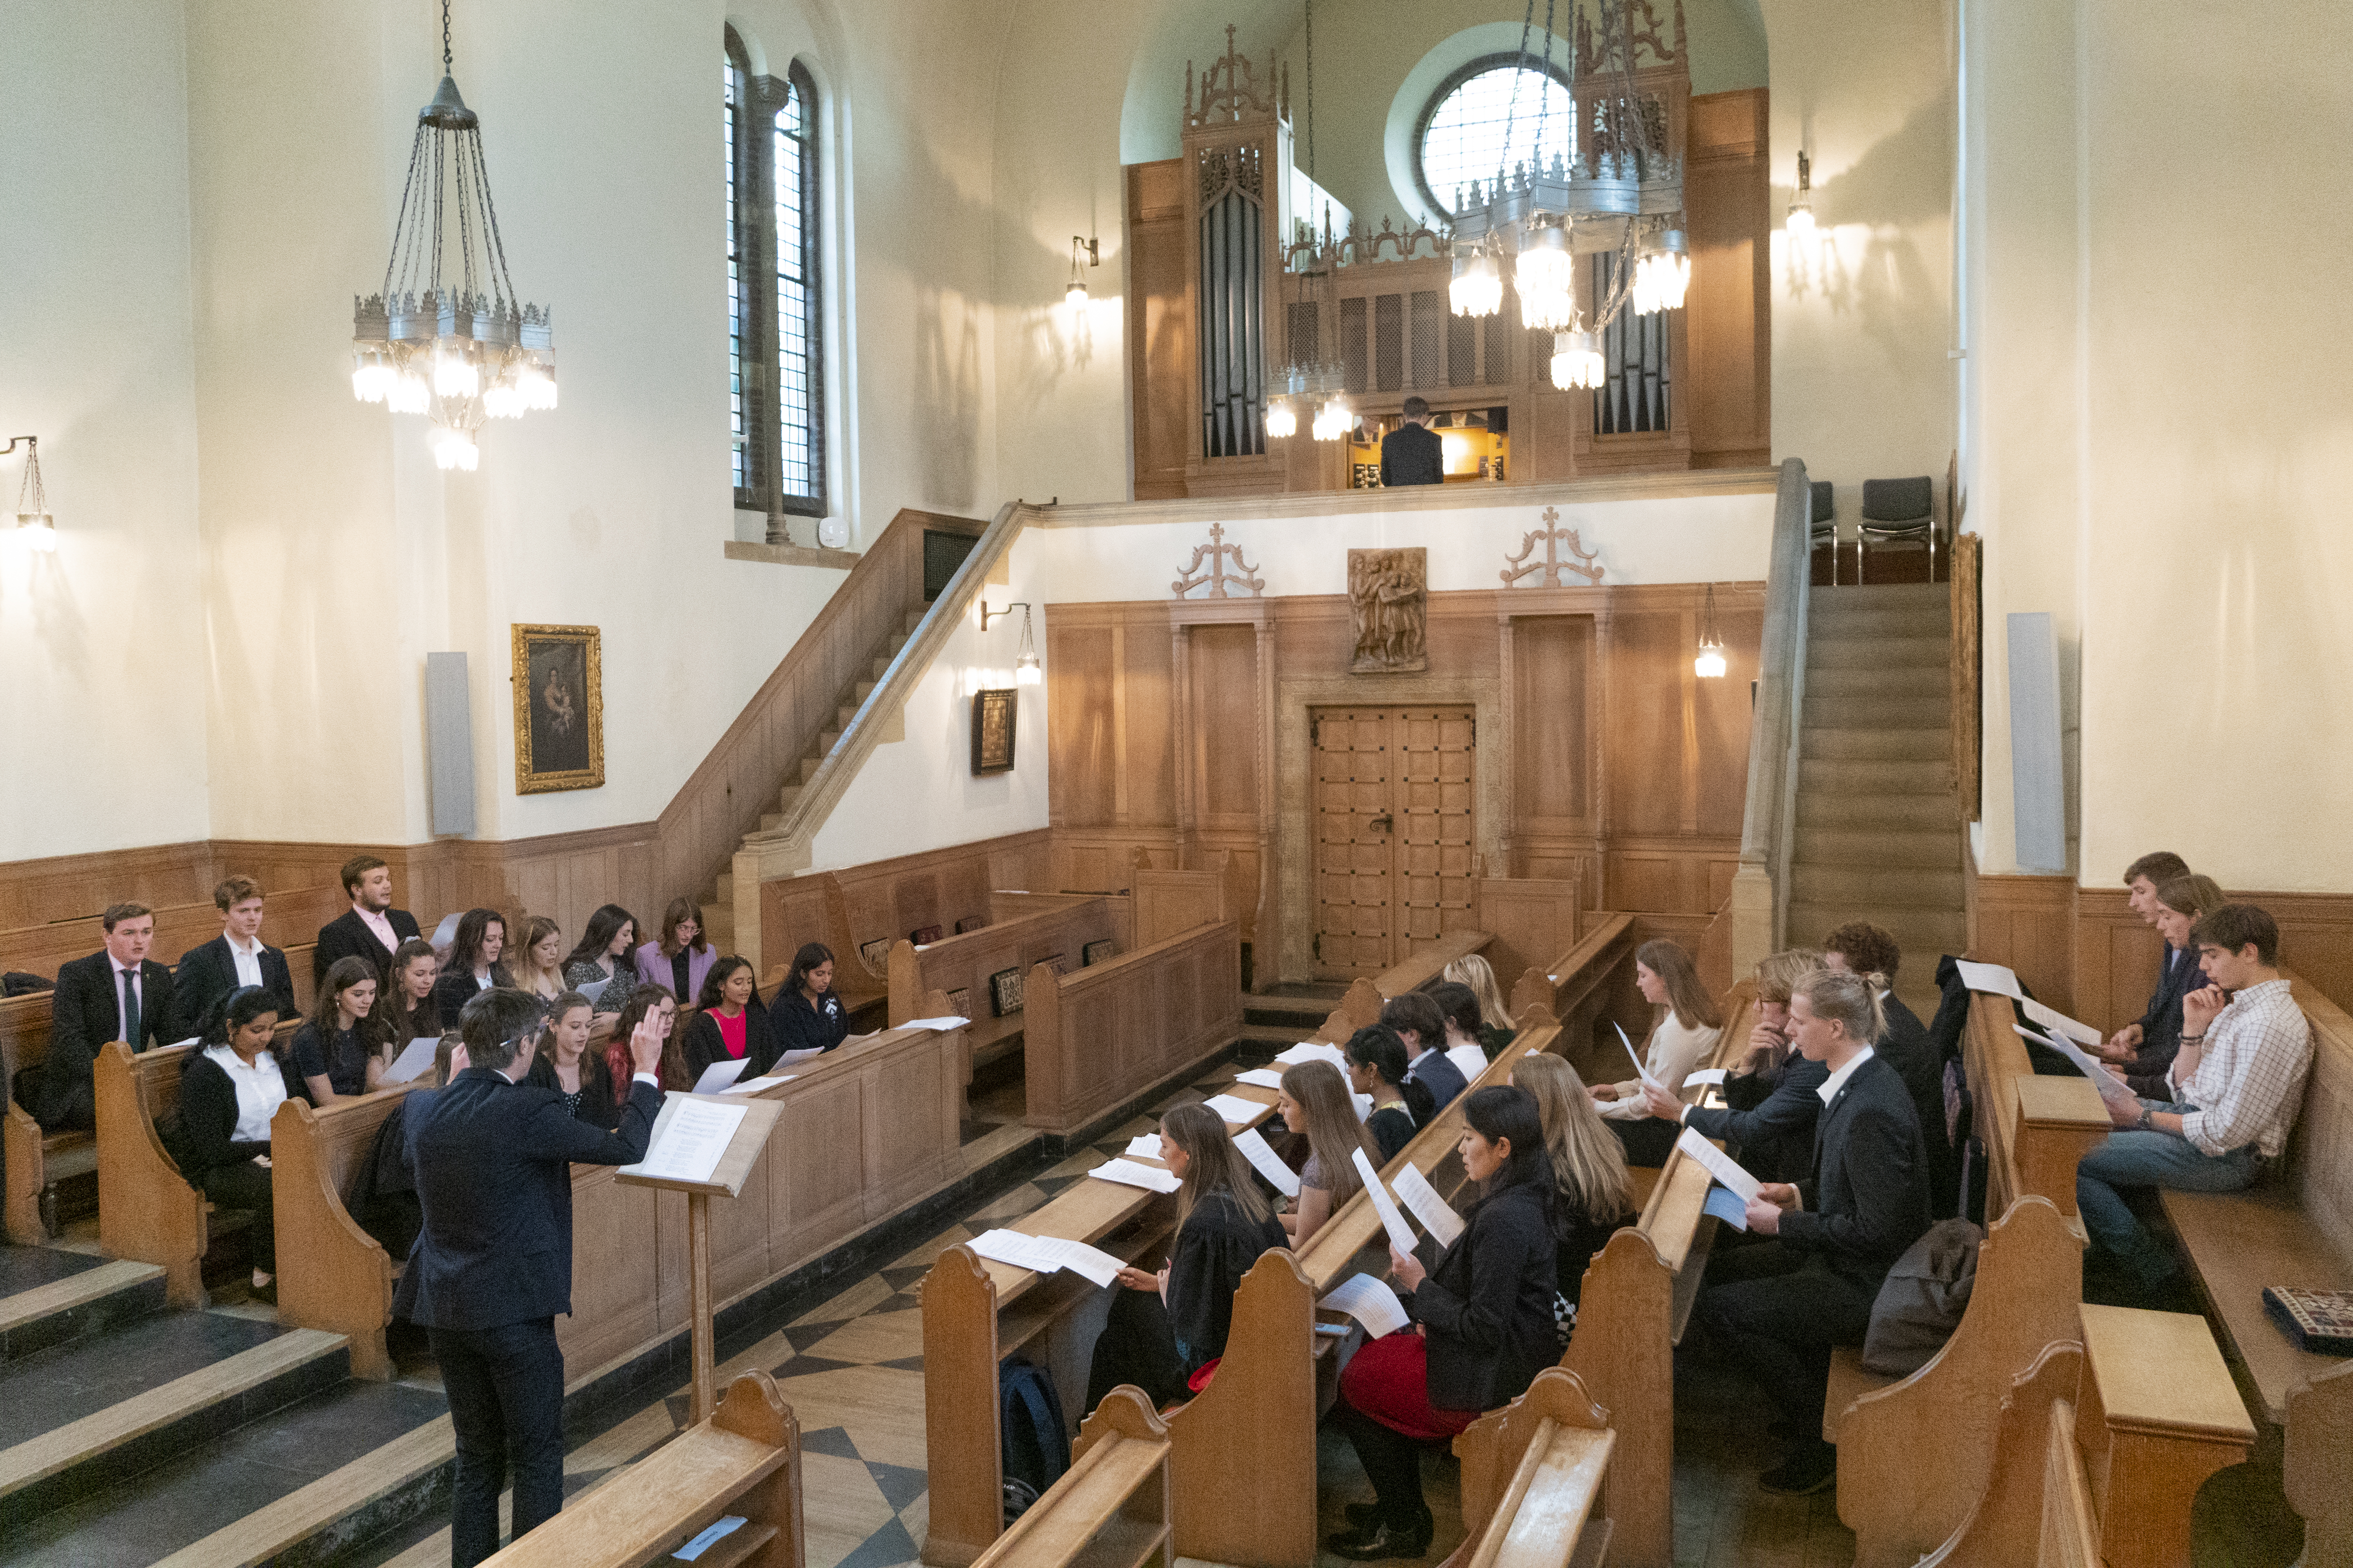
[617,1092,786,1423]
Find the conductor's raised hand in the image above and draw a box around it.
[628,1012,665,1077]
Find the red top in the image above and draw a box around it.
[715,1009,749,1059]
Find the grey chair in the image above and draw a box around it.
[1859,476,1937,583]
[1809,479,1845,585]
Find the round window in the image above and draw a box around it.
[1415,58,1575,222]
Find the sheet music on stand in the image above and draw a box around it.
[621,1097,748,1186]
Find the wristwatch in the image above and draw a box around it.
[2136,1105,2155,1131]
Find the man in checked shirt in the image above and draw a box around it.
[2077,903,2314,1299]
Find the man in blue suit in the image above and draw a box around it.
[395,987,666,1566]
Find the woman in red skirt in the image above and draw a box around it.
[1327,1086,1562,1559]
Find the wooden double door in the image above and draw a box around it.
[1311,706,1477,978]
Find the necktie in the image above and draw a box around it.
[121,967,142,1048]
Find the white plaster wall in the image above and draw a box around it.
[0,0,212,861]
[1762,0,1956,531]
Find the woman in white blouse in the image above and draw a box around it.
[1593,940,1723,1165]
[175,986,296,1302]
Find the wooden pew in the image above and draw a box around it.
[1827,1196,2086,1568]
[480,1368,804,1568]
[2150,971,2353,1557]
[1308,930,1497,1045]
[920,1087,1285,1568]
[1960,989,2109,1228]
[1130,851,1230,951]
[1449,1367,1617,1568]
[974,1386,1170,1568]
[887,897,1118,1070]
[1912,1341,2098,1567]
[1022,921,1240,1137]
[273,1082,427,1380]
[92,1039,206,1307]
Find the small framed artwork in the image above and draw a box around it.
[1082,939,1115,967]
[512,624,604,793]
[946,987,972,1017]
[910,924,943,946]
[955,915,986,935]
[988,965,1025,1017]
[1041,952,1069,978]
[971,688,1018,775]
[857,937,892,970]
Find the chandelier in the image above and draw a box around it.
[1447,0,1688,390]
[350,0,554,471]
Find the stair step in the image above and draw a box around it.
[1812,583,1949,610]
[837,704,858,730]
[759,812,782,832]
[1790,863,1967,909]
[1792,828,1960,869]
[872,655,891,680]
[855,679,876,701]
[1798,758,1957,796]
[1806,635,1949,671]
[0,1254,167,1365]
[886,632,908,653]
[1803,664,1948,700]
[0,1318,348,1529]
[819,728,841,752]
[1803,693,1950,730]
[1784,901,1968,962]
[0,1377,449,1567]
[798,756,821,784]
[1795,791,1959,831]
[1809,590,1952,639]
[715,871,733,902]
[905,607,927,633]
[1800,726,1951,763]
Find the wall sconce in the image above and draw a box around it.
[979,600,1043,685]
[6,437,55,553]
[1786,150,1814,234]
[1066,236,1099,308]
[1694,583,1726,678]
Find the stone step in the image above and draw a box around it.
[0,1253,167,1366]
[1803,692,1951,731]
[1795,791,1960,832]
[855,678,876,701]
[700,900,731,950]
[1784,901,1968,964]
[1798,758,1956,797]
[1807,634,1949,671]
[1809,595,1951,640]
[905,606,927,633]
[1803,664,1949,700]
[1812,582,1948,611]
[759,811,782,832]
[1791,827,1960,869]
[819,728,841,753]
[0,1316,349,1531]
[837,703,858,731]
[715,870,733,902]
[1800,726,1952,763]
[798,755,821,785]
[1789,862,1967,910]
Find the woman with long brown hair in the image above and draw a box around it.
[1594,939,1723,1165]
[508,916,567,1000]
[1511,1052,1635,1322]
[293,956,391,1103]
[634,896,716,1002]
[1083,1101,1286,1410]
[1277,1059,1382,1247]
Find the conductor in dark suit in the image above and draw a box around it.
[395,987,666,1566]
[1379,395,1445,486]
[171,876,297,1038]
[1694,968,1930,1495]
[29,904,176,1131]
[315,855,422,987]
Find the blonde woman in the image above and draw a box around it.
[1084,1102,1286,1408]
[1444,953,1516,1044]
[1594,940,1724,1166]
[510,916,567,1000]
[1277,1059,1383,1247]
[1511,1053,1635,1322]
[1638,948,1829,1185]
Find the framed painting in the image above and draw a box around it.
[512,624,603,793]
[971,688,1018,775]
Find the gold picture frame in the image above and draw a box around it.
[512,624,605,793]
[971,688,1018,776]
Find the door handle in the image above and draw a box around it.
[1370,812,1394,834]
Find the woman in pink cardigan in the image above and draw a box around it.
[634,896,717,1002]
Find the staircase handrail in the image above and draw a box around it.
[738,499,1039,879]
[1729,458,1813,973]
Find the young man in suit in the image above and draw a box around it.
[395,987,665,1567]
[1821,921,1952,1206]
[315,855,421,987]
[1379,395,1444,487]
[2102,850,2197,1061]
[1381,992,1469,1117]
[1694,967,1931,1495]
[172,876,296,1038]
[30,903,177,1131]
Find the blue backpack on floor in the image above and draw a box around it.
[998,1359,1070,1522]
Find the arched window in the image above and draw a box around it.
[1414,58,1575,222]
[724,31,827,522]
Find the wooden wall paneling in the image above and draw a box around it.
[2076,885,2353,1029]
[1966,872,2079,1016]
[1024,921,1241,1136]
[1473,877,1584,999]
[1126,158,1190,500]
[1510,615,1595,843]
[1190,624,1260,833]
[1695,600,1764,836]
[0,841,215,933]
[1046,622,1120,827]
[1133,856,1230,948]
[1683,87,1771,468]
[1607,608,1693,837]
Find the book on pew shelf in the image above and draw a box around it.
[1234,1127,1302,1198]
[968,1228,1125,1284]
[2263,1287,2353,1355]
[1685,1068,1729,1089]
[1234,1067,1286,1089]
[673,1516,747,1562]
[1277,1041,1350,1070]
[1124,1134,1164,1160]
[1088,1158,1182,1194]
[1322,1274,1410,1338]
[382,1036,440,1086]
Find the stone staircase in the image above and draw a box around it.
[1785,582,1963,1018]
[700,604,925,954]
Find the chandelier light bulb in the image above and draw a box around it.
[1788,149,1814,234]
[1450,249,1503,319]
[351,352,393,404]
[17,512,56,553]
[518,356,557,410]
[431,426,480,472]
[1066,279,1088,309]
[1549,329,1605,390]
[1695,583,1726,676]
[432,345,480,399]
[1265,398,1297,439]
[1694,646,1726,678]
[481,380,524,420]
[1016,652,1043,687]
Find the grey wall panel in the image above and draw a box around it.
[2006,612,2066,872]
[425,651,476,838]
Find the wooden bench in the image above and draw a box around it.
[2151,971,2353,1559]
[888,897,1119,1071]
[480,1368,804,1568]
[1449,1367,1617,1568]
[1911,1340,2099,1566]
[974,1386,1170,1568]
[273,1081,427,1380]
[919,1086,1285,1568]
[1022,921,1241,1136]
[1308,930,1496,1045]
[1961,989,2110,1230]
